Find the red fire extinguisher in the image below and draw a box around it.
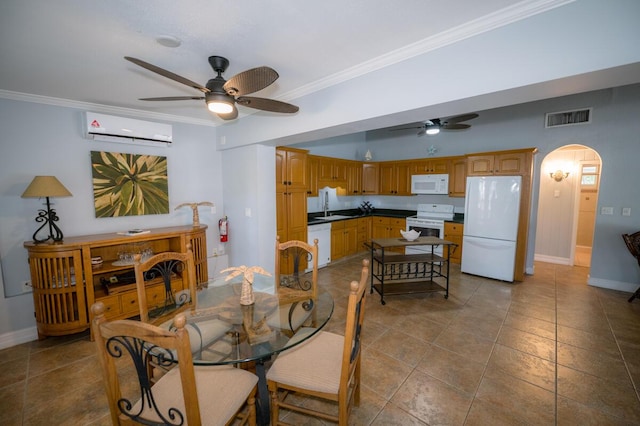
[219,216,228,242]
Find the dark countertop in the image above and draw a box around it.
[308,209,465,225]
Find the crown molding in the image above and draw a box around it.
[0,90,218,127]
[281,0,575,101]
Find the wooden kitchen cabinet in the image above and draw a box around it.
[444,222,463,264]
[276,147,308,191]
[379,162,411,195]
[276,147,309,274]
[466,150,530,176]
[25,226,208,338]
[411,158,449,174]
[371,216,406,252]
[331,219,359,261]
[362,163,379,195]
[357,217,371,251]
[448,156,467,197]
[307,155,319,196]
[346,160,363,195]
[317,156,348,189]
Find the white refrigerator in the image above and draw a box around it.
[461,176,521,282]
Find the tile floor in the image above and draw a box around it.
[2,255,640,425]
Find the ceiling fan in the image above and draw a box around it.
[391,113,479,136]
[124,55,299,120]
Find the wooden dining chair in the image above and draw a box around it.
[623,231,640,302]
[266,258,369,425]
[269,237,319,334]
[133,244,198,325]
[91,301,258,426]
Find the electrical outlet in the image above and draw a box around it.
[22,281,32,293]
[622,207,631,216]
[601,207,614,215]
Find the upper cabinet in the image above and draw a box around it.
[276,147,308,191]
[411,159,449,174]
[317,156,348,189]
[379,162,411,195]
[362,163,379,195]
[346,160,363,195]
[466,150,532,176]
[448,156,467,197]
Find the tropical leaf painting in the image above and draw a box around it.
[91,151,169,217]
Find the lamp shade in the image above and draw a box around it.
[22,176,72,198]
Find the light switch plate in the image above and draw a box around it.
[622,207,631,216]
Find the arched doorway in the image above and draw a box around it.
[534,145,602,268]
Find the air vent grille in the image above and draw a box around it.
[545,108,592,128]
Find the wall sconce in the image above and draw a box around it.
[549,169,570,182]
[21,176,72,243]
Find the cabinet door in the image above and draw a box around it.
[371,217,389,239]
[28,248,88,336]
[331,222,345,261]
[362,163,379,194]
[286,150,308,190]
[378,163,394,194]
[276,191,287,241]
[467,155,495,176]
[395,163,411,195]
[495,152,526,175]
[287,190,308,236]
[431,160,450,174]
[449,157,467,197]
[444,223,464,264]
[307,155,319,197]
[388,218,406,239]
[346,160,362,195]
[275,149,287,192]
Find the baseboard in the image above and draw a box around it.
[0,326,38,350]
[534,254,571,265]
[588,277,636,294]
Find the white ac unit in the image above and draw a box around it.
[85,112,173,147]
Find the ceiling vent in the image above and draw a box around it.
[545,108,592,128]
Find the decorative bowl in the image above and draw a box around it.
[400,229,421,241]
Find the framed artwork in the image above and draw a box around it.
[91,151,169,217]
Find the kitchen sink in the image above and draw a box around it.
[315,215,354,221]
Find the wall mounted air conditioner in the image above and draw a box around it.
[85,112,172,147]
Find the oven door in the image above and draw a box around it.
[406,223,444,256]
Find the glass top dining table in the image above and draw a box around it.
[163,273,334,425]
[169,273,335,366]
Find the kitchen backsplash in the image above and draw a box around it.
[307,193,465,214]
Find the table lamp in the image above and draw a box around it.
[21,176,72,243]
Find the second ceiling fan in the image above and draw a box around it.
[392,113,479,136]
[125,55,299,120]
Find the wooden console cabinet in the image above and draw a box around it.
[24,225,208,338]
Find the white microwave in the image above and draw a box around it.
[411,174,449,194]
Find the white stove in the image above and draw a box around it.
[405,204,454,256]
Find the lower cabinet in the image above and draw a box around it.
[444,222,464,264]
[371,216,406,253]
[25,225,208,338]
[331,219,359,261]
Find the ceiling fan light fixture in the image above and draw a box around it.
[206,93,234,114]
[426,126,440,135]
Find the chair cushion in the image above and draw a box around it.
[132,365,257,426]
[267,330,343,394]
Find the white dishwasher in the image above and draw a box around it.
[307,223,332,269]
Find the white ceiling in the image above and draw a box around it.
[1,0,591,128]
